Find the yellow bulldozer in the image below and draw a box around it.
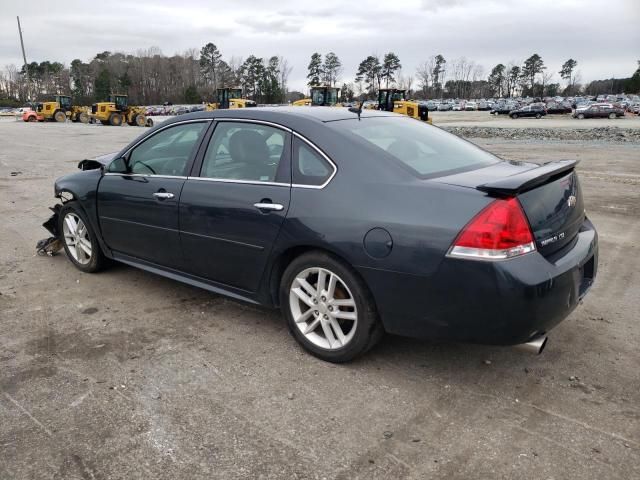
[376,88,431,123]
[205,88,257,111]
[90,94,148,126]
[292,85,340,106]
[36,95,90,123]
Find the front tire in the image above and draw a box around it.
[608,112,616,119]
[134,114,146,127]
[511,113,518,119]
[535,113,542,119]
[577,113,585,119]
[109,113,123,126]
[58,202,106,273]
[280,251,382,363]
[54,110,66,122]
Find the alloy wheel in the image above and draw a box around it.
[289,267,358,350]
[62,213,92,265]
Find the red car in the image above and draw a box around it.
[22,110,43,122]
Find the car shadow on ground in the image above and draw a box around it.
[77,259,552,380]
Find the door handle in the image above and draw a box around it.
[254,202,284,211]
[153,192,175,199]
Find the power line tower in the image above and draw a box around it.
[17,16,31,101]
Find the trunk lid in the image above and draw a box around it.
[517,170,584,257]
[434,160,585,257]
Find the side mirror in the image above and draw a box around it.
[107,156,129,174]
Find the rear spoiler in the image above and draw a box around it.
[476,160,578,196]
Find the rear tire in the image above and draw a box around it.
[109,113,123,126]
[54,110,66,122]
[535,113,542,119]
[280,251,383,363]
[608,113,616,119]
[28,116,36,122]
[79,112,89,124]
[58,202,106,273]
[511,113,518,119]
[134,114,146,127]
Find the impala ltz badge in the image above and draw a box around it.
[540,231,566,247]
[567,195,577,207]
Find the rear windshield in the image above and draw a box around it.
[337,116,499,178]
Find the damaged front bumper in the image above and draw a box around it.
[36,204,63,256]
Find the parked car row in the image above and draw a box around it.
[145,104,207,116]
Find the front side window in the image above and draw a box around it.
[200,122,288,182]
[123,122,207,176]
[337,116,499,178]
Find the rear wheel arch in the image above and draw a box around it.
[267,245,374,308]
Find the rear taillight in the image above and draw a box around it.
[448,197,535,260]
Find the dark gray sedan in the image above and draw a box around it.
[47,108,598,362]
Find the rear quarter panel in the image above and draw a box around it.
[271,124,495,278]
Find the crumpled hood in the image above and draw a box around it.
[77,152,119,170]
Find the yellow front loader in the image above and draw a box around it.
[292,85,340,106]
[205,88,257,111]
[37,95,90,123]
[90,94,148,126]
[377,89,431,123]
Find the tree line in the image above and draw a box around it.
[329,52,640,101]
[0,43,292,106]
[1,43,639,107]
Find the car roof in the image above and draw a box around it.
[161,106,396,126]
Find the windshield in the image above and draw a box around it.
[338,117,499,178]
[312,88,338,106]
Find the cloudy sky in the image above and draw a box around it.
[1,0,638,91]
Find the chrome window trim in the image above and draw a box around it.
[291,131,338,190]
[103,173,188,180]
[114,117,338,189]
[210,119,338,188]
[186,176,289,187]
[215,118,293,132]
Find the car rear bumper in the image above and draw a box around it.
[358,217,598,345]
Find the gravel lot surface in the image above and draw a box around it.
[430,109,640,129]
[1,116,639,479]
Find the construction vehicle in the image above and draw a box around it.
[90,94,148,126]
[376,88,431,123]
[205,88,257,111]
[292,85,340,106]
[36,95,90,123]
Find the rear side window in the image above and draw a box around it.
[292,138,333,186]
[338,117,498,178]
[200,122,288,182]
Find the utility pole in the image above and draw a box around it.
[17,16,30,101]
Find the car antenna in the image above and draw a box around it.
[348,99,364,120]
